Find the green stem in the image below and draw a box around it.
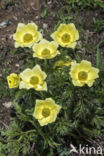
[30,120,45,140]
[24,129,36,135]
[44,59,47,68]
[96,38,104,67]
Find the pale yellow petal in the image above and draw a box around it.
[75,30,79,40]
[14,42,22,48]
[27,22,38,30]
[87,81,94,87]
[39,39,48,44]
[68,42,77,49]
[38,32,43,41]
[57,24,68,35]
[35,82,47,91]
[33,105,44,120]
[45,98,61,112]
[51,32,56,40]
[67,23,76,31]
[70,63,80,80]
[38,117,51,126]
[72,80,85,87]
[88,67,99,81]
[32,43,44,57]
[24,23,38,35]
[79,60,92,72]
[19,81,32,89]
[13,31,24,42]
[16,23,26,31]
[51,41,58,47]
[20,69,34,82]
[32,65,47,80]
[67,24,79,40]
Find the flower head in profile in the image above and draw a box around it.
[69,60,99,87]
[33,98,61,126]
[13,23,42,48]
[32,39,60,59]
[53,56,76,70]
[19,65,47,91]
[7,73,20,88]
[51,23,79,49]
[53,60,71,69]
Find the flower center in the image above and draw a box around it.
[23,33,33,43]
[42,108,50,117]
[78,71,88,81]
[61,33,70,43]
[9,80,11,84]
[30,76,39,85]
[41,48,50,57]
[9,77,19,85]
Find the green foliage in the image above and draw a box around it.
[93,18,104,33]
[96,38,104,68]
[41,7,49,18]
[0,130,5,156]
[57,146,70,156]
[56,0,104,10]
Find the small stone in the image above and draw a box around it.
[0,21,8,28]
[43,23,48,29]
[13,16,18,21]
[36,16,39,19]
[15,64,19,67]
[3,101,12,108]
[9,35,13,39]
[47,1,51,5]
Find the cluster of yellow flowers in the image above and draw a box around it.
[7,22,99,126]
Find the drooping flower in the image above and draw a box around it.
[53,56,76,69]
[7,73,20,88]
[69,60,99,87]
[51,23,79,49]
[33,98,61,126]
[13,23,42,48]
[19,65,47,91]
[53,60,71,69]
[32,39,60,59]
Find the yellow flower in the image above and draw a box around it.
[51,23,79,49]
[19,65,47,91]
[7,73,20,88]
[53,56,76,69]
[13,23,42,48]
[69,60,99,87]
[32,39,60,59]
[53,60,71,70]
[53,60,76,70]
[33,98,61,126]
